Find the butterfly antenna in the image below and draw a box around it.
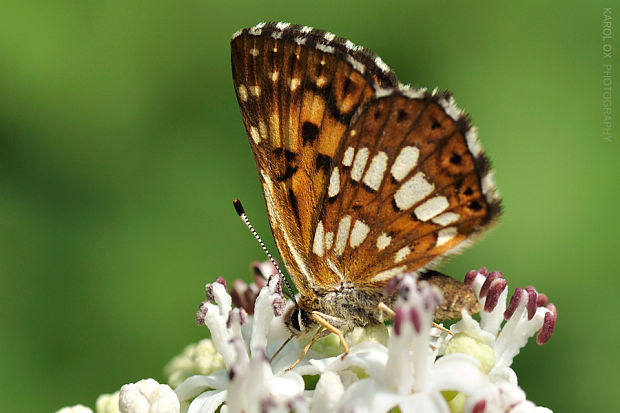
[233,199,298,307]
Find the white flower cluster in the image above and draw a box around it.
[55,267,557,413]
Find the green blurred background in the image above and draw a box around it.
[1,1,617,411]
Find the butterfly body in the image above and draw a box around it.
[231,22,500,336]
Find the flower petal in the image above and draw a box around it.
[187,390,226,413]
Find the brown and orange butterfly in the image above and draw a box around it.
[231,22,501,359]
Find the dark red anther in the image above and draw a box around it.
[479,267,488,276]
[525,287,538,320]
[488,271,503,279]
[410,308,421,333]
[465,269,479,288]
[536,303,557,345]
[504,287,524,320]
[394,307,405,336]
[196,302,208,325]
[215,276,228,289]
[272,295,285,316]
[472,399,486,413]
[536,293,548,307]
[480,271,502,298]
[484,279,507,312]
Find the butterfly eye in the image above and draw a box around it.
[289,308,302,333]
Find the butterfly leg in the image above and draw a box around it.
[377,302,395,318]
[285,327,327,372]
[311,311,349,359]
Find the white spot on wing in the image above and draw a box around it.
[362,151,388,191]
[465,127,482,158]
[481,171,498,201]
[436,227,458,247]
[376,233,391,250]
[238,85,248,102]
[401,86,426,99]
[391,146,419,182]
[371,266,406,283]
[414,196,449,221]
[432,212,460,226]
[316,43,335,54]
[342,147,355,166]
[394,246,411,263]
[248,86,261,97]
[394,172,434,210]
[275,22,290,30]
[345,40,358,51]
[324,32,336,42]
[374,56,390,73]
[250,126,260,144]
[313,221,325,257]
[375,87,395,98]
[346,55,365,73]
[334,215,352,255]
[249,24,263,36]
[301,26,312,34]
[258,121,268,140]
[316,76,327,87]
[350,220,370,248]
[435,91,462,120]
[351,147,369,181]
[271,71,279,82]
[289,78,301,91]
[328,167,340,198]
[249,48,259,56]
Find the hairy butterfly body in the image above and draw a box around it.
[231,22,501,342]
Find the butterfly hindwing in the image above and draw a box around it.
[314,91,500,288]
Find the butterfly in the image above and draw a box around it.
[231,22,501,359]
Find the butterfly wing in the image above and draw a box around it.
[232,22,501,301]
[231,23,397,294]
[315,90,501,288]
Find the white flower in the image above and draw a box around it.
[119,378,179,413]
[450,269,557,380]
[57,265,557,413]
[292,276,486,413]
[96,392,120,413]
[175,265,557,413]
[165,339,225,388]
[55,391,120,413]
[55,405,94,413]
[175,274,304,413]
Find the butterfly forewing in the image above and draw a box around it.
[231,23,400,294]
